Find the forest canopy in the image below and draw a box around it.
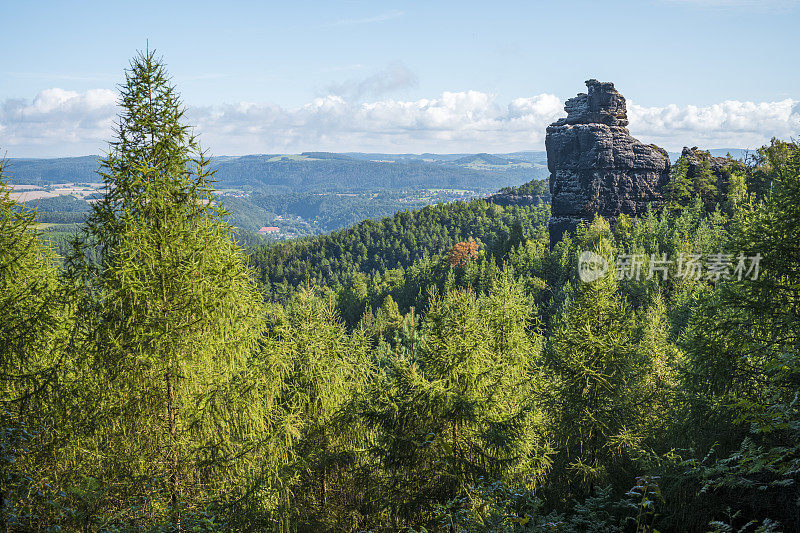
[2,50,799,533]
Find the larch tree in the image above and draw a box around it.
[66,50,266,520]
[545,219,647,499]
[0,159,72,530]
[677,144,800,528]
[261,289,368,529]
[357,271,548,528]
[0,158,67,412]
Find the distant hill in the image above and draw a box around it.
[6,152,547,191]
[497,151,550,165]
[7,150,758,187]
[205,152,547,191]
[247,198,550,300]
[451,153,524,166]
[4,156,101,184]
[341,151,550,165]
[342,153,474,163]
[8,152,550,242]
[206,154,532,192]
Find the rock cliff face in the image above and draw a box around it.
[546,80,670,242]
[679,146,732,176]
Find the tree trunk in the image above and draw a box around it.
[321,431,328,512]
[1,486,8,533]
[166,371,180,531]
[321,466,327,509]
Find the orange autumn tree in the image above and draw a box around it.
[448,239,479,267]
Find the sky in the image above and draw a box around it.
[1,0,798,157]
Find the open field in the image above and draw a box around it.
[8,182,105,203]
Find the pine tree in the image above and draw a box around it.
[694,158,719,209]
[664,156,693,211]
[675,143,800,528]
[356,271,548,528]
[265,289,368,528]
[0,159,71,530]
[546,220,643,498]
[66,50,266,520]
[0,160,67,410]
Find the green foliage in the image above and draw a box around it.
[496,178,551,205]
[676,144,800,530]
[544,219,668,501]
[664,148,752,214]
[351,273,549,529]
[664,156,693,210]
[242,189,491,233]
[248,200,549,301]
[0,165,67,405]
[746,138,799,199]
[60,49,268,526]
[5,48,800,532]
[1,161,75,531]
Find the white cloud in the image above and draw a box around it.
[188,93,800,154]
[1,88,117,156]
[1,87,797,157]
[185,90,563,154]
[628,99,800,150]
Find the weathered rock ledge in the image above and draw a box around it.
[546,80,670,242]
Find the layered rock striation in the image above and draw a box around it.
[546,80,670,242]
[679,146,737,177]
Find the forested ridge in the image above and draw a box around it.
[6,152,544,191]
[2,51,800,533]
[246,199,549,301]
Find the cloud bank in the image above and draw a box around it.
[1,88,117,156]
[1,87,797,157]
[628,99,800,150]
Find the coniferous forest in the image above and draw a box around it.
[2,51,800,533]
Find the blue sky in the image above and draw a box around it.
[2,0,798,157]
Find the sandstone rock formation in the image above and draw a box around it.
[679,146,737,177]
[546,80,670,242]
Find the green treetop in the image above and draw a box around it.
[66,49,266,520]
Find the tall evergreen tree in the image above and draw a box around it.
[356,272,548,528]
[664,156,693,212]
[258,289,368,530]
[66,50,266,520]
[0,160,67,411]
[0,160,72,530]
[546,220,647,499]
[678,144,800,528]
[694,158,719,209]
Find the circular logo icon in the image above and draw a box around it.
[578,251,608,283]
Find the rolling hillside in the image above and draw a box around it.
[6,151,549,190]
